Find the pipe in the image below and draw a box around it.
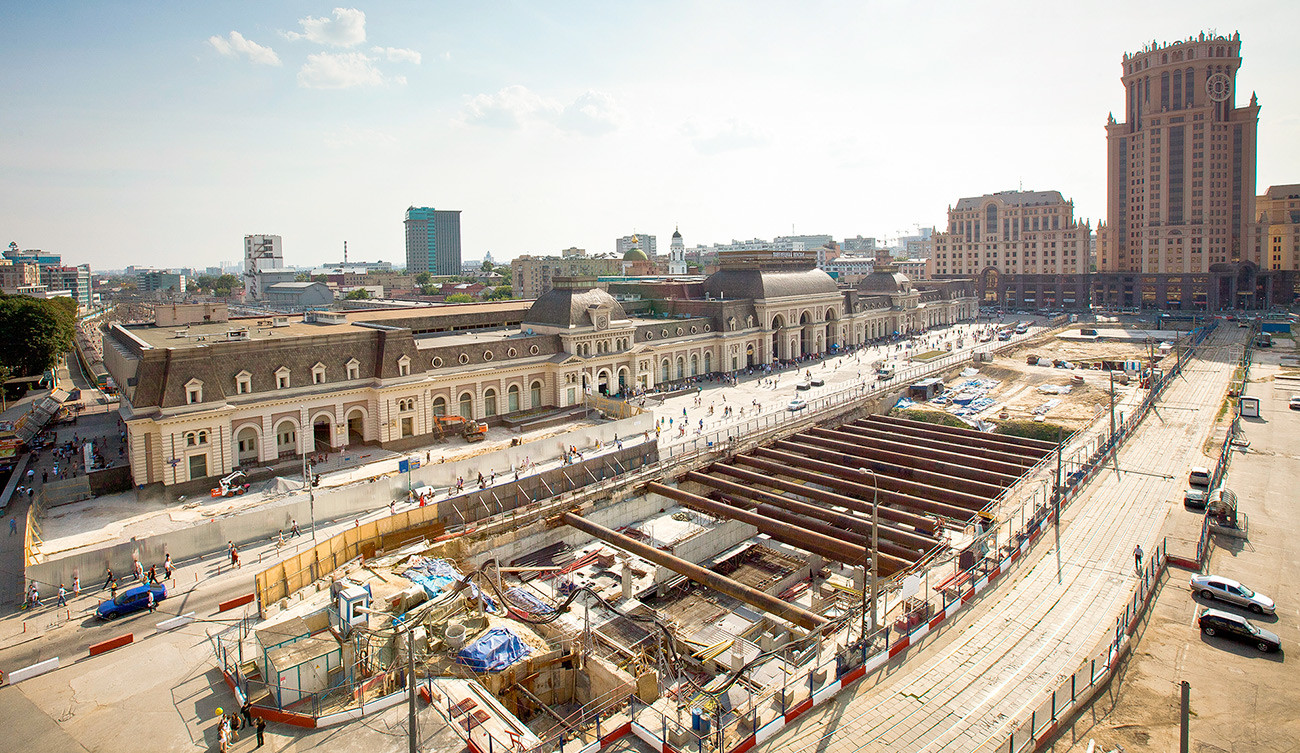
[761,441,1002,500]
[864,414,1057,452]
[832,423,1040,469]
[807,427,1027,479]
[560,512,826,630]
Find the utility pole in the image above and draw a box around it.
[302,450,316,541]
[858,467,880,652]
[408,627,418,753]
[1179,680,1191,753]
[1109,370,1119,474]
[1054,428,1063,583]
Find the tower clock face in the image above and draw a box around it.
[1206,72,1232,102]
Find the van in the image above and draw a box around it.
[1188,467,1211,488]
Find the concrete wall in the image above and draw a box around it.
[27,414,651,589]
[655,519,758,585]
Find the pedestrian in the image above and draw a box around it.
[146,589,155,612]
[241,699,253,727]
[389,500,396,516]
[73,574,80,595]
[232,547,241,569]
[164,554,173,579]
[133,560,143,582]
[110,578,118,599]
[149,565,158,584]
[8,518,15,536]
[1133,544,1144,572]
[218,718,229,753]
[103,568,114,590]
[57,583,67,606]
[255,716,266,748]
[41,471,48,484]
[291,519,300,537]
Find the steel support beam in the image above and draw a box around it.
[782,431,1017,489]
[647,482,876,568]
[698,466,940,549]
[755,444,995,510]
[863,414,1057,454]
[807,426,1028,479]
[560,512,827,631]
[835,423,1042,469]
[736,453,977,520]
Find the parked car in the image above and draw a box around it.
[1184,487,1209,510]
[1289,395,1300,410]
[787,398,807,412]
[1191,574,1276,614]
[1188,467,1212,487]
[1198,608,1281,653]
[96,583,167,620]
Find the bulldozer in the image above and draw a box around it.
[432,415,488,443]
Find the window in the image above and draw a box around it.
[432,396,447,416]
[530,380,543,408]
[459,392,474,418]
[484,388,498,417]
[397,356,411,376]
[185,379,203,405]
[346,358,360,380]
[235,371,252,395]
[507,384,520,413]
[312,363,326,385]
[275,367,291,390]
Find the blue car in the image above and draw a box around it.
[96,583,167,620]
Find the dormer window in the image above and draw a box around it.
[235,371,252,395]
[397,355,411,377]
[185,378,203,405]
[275,367,291,390]
[312,362,326,385]
[346,358,360,380]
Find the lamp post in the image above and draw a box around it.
[857,467,880,646]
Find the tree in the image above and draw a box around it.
[212,274,239,297]
[445,293,473,303]
[0,294,76,377]
[481,260,493,272]
[488,285,513,300]
[295,272,311,282]
[346,289,371,300]
[415,272,432,286]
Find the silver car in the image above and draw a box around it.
[1190,574,1276,615]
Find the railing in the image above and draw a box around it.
[994,540,1168,753]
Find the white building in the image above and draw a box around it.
[668,228,687,275]
[243,235,285,299]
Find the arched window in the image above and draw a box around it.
[530,380,543,408]
[676,357,685,380]
[704,352,712,373]
[985,203,997,230]
[484,388,498,417]
[661,359,670,382]
[507,384,520,413]
[459,392,473,418]
[690,354,699,376]
[432,396,447,416]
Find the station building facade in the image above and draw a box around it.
[103,252,975,488]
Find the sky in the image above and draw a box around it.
[2,1,1298,272]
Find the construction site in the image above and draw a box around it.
[213,320,1193,753]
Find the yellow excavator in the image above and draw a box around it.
[432,415,488,443]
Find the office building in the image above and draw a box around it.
[243,235,284,299]
[137,270,187,295]
[1251,184,1300,272]
[405,207,463,277]
[511,254,625,299]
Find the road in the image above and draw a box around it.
[758,325,1245,752]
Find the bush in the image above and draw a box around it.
[993,420,1073,443]
[893,409,970,428]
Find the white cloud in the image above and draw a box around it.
[297,52,386,89]
[682,118,770,155]
[559,90,624,135]
[208,31,281,66]
[372,46,421,64]
[286,7,366,47]
[461,86,624,135]
[461,85,560,129]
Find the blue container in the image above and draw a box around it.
[691,708,709,733]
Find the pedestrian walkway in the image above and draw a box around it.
[760,325,1244,752]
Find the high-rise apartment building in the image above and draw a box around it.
[405,207,462,276]
[511,255,625,299]
[1252,185,1300,271]
[1101,32,1259,274]
[615,235,656,259]
[932,190,1090,277]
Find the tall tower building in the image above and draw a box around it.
[405,207,462,276]
[243,234,283,299]
[668,227,687,275]
[1101,31,1259,275]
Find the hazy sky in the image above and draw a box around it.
[3,1,1298,271]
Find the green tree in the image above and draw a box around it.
[445,293,473,303]
[345,288,372,300]
[415,272,432,286]
[212,274,239,297]
[0,294,76,377]
[295,272,311,282]
[481,260,493,272]
[488,285,513,300]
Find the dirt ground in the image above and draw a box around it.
[910,329,1170,431]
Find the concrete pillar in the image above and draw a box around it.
[621,562,633,601]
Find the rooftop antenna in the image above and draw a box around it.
[344,240,348,265]
[1019,177,1023,192]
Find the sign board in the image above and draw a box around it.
[899,574,921,601]
[398,458,421,473]
[1239,396,1260,418]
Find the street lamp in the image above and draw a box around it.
[857,467,880,648]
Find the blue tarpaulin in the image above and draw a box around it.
[402,557,497,611]
[457,627,531,672]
